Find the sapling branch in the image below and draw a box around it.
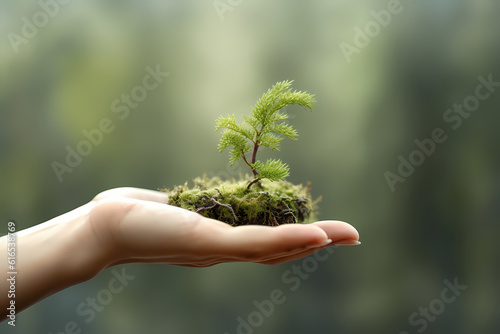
[241,150,257,177]
[247,178,261,190]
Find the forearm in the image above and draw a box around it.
[1,203,108,321]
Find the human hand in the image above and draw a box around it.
[1,187,359,320]
[89,187,360,268]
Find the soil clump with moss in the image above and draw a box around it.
[163,175,317,226]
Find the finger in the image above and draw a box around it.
[93,187,170,204]
[219,220,358,263]
[254,221,360,265]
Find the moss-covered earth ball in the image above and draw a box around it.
[162,175,317,226]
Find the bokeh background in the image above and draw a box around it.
[1,1,499,333]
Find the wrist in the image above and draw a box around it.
[59,205,113,283]
[87,197,138,268]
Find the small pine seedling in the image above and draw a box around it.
[215,80,316,189]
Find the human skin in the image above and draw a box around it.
[0,187,359,320]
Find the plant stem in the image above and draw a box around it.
[251,141,259,164]
[246,134,261,189]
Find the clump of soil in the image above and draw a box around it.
[163,175,318,226]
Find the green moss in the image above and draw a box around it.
[162,175,318,226]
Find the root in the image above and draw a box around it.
[196,197,238,223]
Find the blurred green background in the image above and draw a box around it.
[1,1,499,333]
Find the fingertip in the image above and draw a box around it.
[308,224,333,245]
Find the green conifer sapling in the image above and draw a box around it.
[215,80,316,189]
[164,80,319,226]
